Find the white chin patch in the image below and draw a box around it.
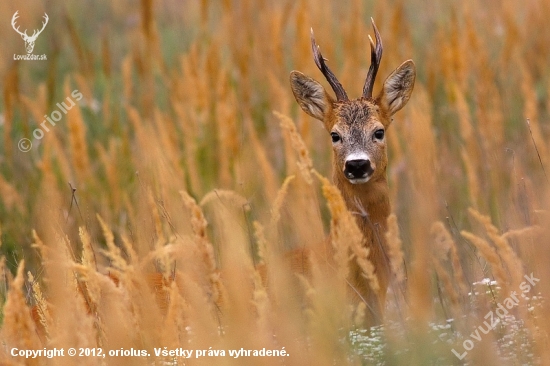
[347,176,371,184]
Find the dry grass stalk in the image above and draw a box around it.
[252,268,270,334]
[431,221,453,262]
[274,111,314,184]
[501,226,542,241]
[19,93,45,126]
[172,102,202,195]
[120,233,139,266]
[2,64,18,164]
[147,189,166,250]
[97,214,128,271]
[273,112,325,254]
[453,85,481,206]
[269,175,295,230]
[126,104,147,152]
[254,221,269,266]
[468,208,524,288]
[1,260,42,356]
[315,171,378,293]
[313,172,348,281]
[161,281,189,354]
[460,230,508,292]
[95,139,121,211]
[41,132,73,188]
[79,226,96,269]
[121,55,133,102]
[402,86,437,322]
[74,73,93,103]
[27,271,50,338]
[432,258,459,313]
[151,109,187,192]
[180,190,224,307]
[243,115,279,202]
[431,222,462,313]
[353,301,367,326]
[215,71,240,187]
[385,213,406,283]
[200,189,248,209]
[267,71,292,117]
[31,230,49,263]
[65,78,91,185]
[0,175,23,212]
[449,237,469,300]
[475,62,506,204]
[520,63,549,170]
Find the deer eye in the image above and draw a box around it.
[330,132,341,143]
[374,129,385,140]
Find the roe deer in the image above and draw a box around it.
[289,19,415,321]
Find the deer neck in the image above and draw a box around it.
[333,168,391,293]
[333,171,390,235]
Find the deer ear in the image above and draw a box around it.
[377,60,416,116]
[290,71,333,121]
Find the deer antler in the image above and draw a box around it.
[310,28,349,102]
[29,13,49,40]
[11,11,28,38]
[11,12,48,40]
[362,18,383,99]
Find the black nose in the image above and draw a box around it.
[344,159,373,179]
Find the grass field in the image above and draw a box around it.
[1,0,550,364]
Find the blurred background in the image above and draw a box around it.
[0,0,549,364]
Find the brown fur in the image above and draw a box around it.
[290,33,416,322]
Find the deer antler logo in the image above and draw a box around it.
[12,11,49,54]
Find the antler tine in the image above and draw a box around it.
[11,11,28,37]
[11,11,19,26]
[25,13,49,40]
[34,13,49,37]
[41,13,49,29]
[362,18,383,99]
[310,28,349,101]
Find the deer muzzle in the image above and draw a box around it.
[344,158,374,184]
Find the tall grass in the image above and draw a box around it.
[0,0,549,364]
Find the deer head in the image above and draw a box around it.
[12,11,49,54]
[290,20,415,185]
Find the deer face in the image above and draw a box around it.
[289,21,415,184]
[22,35,38,53]
[329,99,387,184]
